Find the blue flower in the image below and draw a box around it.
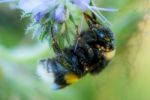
[71,0,90,11]
[34,12,45,22]
[0,0,118,39]
[71,0,118,25]
[54,5,67,23]
[18,0,68,23]
[19,0,54,14]
[1,0,118,24]
[0,0,15,3]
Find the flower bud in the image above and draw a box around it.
[54,5,67,23]
[34,12,45,22]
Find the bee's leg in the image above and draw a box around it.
[77,39,94,64]
[75,45,94,73]
[62,48,82,75]
[83,13,103,36]
[70,54,83,75]
[75,47,88,65]
[89,56,109,75]
[52,41,63,55]
[88,48,107,74]
[50,25,63,55]
[83,13,100,28]
[84,13,94,27]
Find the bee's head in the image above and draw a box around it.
[83,25,116,60]
[91,25,115,52]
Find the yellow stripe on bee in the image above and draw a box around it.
[104,49,116,60]
[65,73,79,84]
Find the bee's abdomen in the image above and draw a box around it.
[37,58,80,90]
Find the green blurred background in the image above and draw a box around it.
[0,0,150,100]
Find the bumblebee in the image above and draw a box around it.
[37,13,116,90]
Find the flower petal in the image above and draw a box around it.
[71,0,90,11]
[19,0,56,14]
[0,0,16,3]
[54,5,67,23]
[34,12,45,22]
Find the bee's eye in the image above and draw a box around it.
[98,32,105,38]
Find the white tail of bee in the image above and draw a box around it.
[36,59,61,90]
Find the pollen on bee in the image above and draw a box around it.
[95,24,101,28]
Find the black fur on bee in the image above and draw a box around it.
[74,29,115,74]
[37,13,116,90]
[73,13,115,74]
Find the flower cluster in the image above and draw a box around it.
[1,0,117,47]
[19,0,90,22]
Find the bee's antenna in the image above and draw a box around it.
[50,25,63,55]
